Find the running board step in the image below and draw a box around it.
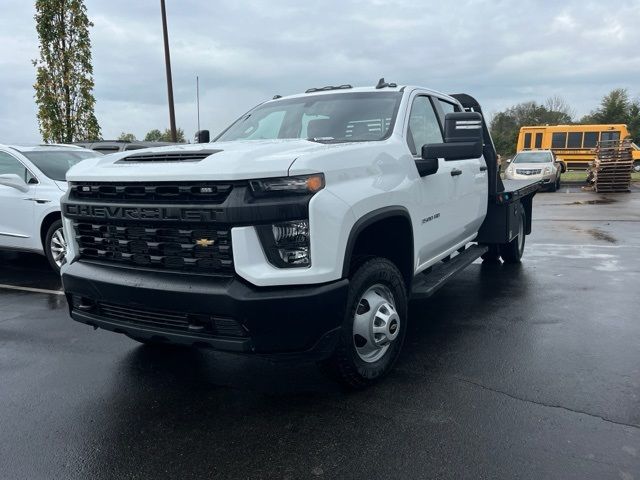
[411,245,488,300]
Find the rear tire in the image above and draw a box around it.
[322,258,407,389]
[500,208,526,264]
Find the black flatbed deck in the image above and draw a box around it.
[497,178,541,203]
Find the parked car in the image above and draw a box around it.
[0,144,102,271]
[73,140,174,155]
[504,150,562,191]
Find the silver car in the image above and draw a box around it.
[504,150,561,191]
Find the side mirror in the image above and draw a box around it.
[0,174,28,192]
[195,130,210,143]
[422,141,482,163]
[444,111,483,143]
[419,112,483,166]
[414,157,439,177]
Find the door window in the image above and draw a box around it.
[438,99,457,115]
[0,151,28,182]
[535,133,543,149]
[407,96,443,156]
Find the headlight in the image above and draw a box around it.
[250,174,324,195]
[256,220,311,268]
[543,166,551,174]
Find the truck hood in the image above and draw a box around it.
[65,140,334,182]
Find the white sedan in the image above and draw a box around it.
[504,150,562,192]
[0,144,101,272]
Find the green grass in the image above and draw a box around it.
[560,171,640,182]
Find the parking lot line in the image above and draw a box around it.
[0,283,64,296]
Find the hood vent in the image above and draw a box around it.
[117,150,221,163]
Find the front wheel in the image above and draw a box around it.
[322,258,408,389]
[500,208,526,264]
[45,220,66,273]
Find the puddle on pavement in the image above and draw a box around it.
[568,197,616,205]
[568,225,618,243]
[586,229,617,243]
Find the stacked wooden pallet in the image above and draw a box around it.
[591,140,633,193]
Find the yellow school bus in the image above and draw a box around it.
[517,124,640,171]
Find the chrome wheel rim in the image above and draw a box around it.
[50,227,67,268]
[353,284,400,363]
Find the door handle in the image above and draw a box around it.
[23,198,51,204]
[479,166,488,171]
[450,169,462,176]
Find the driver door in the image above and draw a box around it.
[0,151,36,250]
[406,95,457,267]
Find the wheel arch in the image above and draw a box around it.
[342,207,414,288]
[40,211,62,249]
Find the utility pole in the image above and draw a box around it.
[160,0,177,142]
[196,76,200,135]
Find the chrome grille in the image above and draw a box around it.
[73,220,233,275]
[516,168,542,175]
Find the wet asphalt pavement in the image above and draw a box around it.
[1,189,639,479]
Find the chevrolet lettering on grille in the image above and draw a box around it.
[64,204,218,222]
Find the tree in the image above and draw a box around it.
[117,132,137,142]
[544,96,575,125]
[489,98,573,156]
[33,0,101,142]
[582,89,630,124]
[144,128,186,143]
[581,89,640,142]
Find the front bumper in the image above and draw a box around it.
[62,261,348,360]
[505,172,555,184]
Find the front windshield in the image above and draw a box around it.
[513,151,553,164]
[22,149,101,181]
[216,92,402,144]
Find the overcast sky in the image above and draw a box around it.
[1,0,639,143]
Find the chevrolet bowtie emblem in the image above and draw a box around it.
[196,238,215,247]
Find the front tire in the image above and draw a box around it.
[323,258,408,389]
[45,220,66,273]
[500,208,526,264]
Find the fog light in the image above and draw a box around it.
[257,220,311,268]
[273,220,310,266]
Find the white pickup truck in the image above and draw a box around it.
[60,81,540,387]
